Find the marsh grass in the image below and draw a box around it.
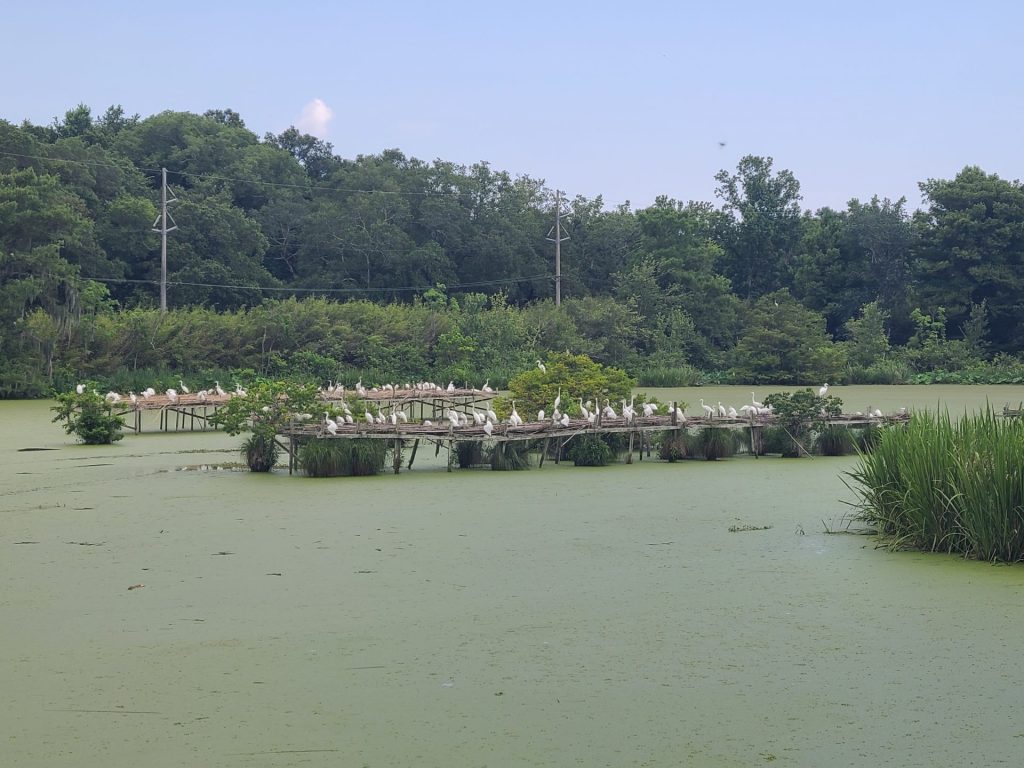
[846,408,1024,561]
[491,442,531,471]
[242,434,278,472]
[699,427,735,460]
[299,438,387,477]
[816,425,856,456]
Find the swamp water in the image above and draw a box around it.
[3,386,1024,767]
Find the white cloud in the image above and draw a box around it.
[295,98,333,138]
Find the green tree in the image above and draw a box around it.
[731,290,846,384]
[714,155,804,299]
[914,167,1024,352]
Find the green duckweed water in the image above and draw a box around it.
[3,386,1024,766]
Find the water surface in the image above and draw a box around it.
[3,389,1024,767]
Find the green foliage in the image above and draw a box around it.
[763,388,843,457]
[455,441,485,468]
[241,433,278,472]
[846,408,1024,561]
[298,438,387,477]
[815,425,855,456]
[567,435,613,466]
[51,390,125,444]
[507,352,634,420]
[698,428,735,460]
[730,291,846,384]
[490,441,531,471]
[657,430,688,461]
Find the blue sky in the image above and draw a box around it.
[4,1,1022,212]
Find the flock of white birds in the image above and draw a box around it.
[77,365,889,431]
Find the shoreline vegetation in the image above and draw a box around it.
[4,106,1024,398]
[847,407,1024,563]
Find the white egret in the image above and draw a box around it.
[818,383,829,397]
[509,400,523,427]
[179,379,190,394]
[536,360,546,373]
[700,399,714,418]
[214,381,226,397]
[554,387,562,410]
[579,398,590,420]
[751,392,764,409]
[717,402,727,418]
[482,379,494,393]
[558,412,570,427]
[483,420,493,437]
[447,381,456,393]
[537,409,545,422]
[75,383,85,395]
[486,407,498,423]
[166,388,178,403]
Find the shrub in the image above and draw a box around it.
[455,441,485,468]
[657,430,688,462]
[567,435,613,466]
[243,434,279,472]
[51,390,125,444]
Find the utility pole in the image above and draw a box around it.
[151,167,178,312]
[546,190,570,306]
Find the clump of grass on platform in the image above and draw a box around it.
[491,442,531,471]
[299,438,386,477]
[657,430,688,462]
[242,434,278,472]
[816,425,856,456]
[699,428,735,460]
[568,435,613,466]
[455,441,485,468]
[846,408,1024,561]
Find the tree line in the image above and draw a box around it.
[2,103,1023,397]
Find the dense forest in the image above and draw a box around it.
[3,103,1024,397]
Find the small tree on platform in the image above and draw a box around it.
[763,388,843,457]
[504,352,634,418]
[51,390,126,444]
[212,379,320,472]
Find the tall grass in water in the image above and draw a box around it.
[847,408,1024,561]
[299,439,387,477]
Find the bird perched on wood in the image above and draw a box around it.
[536,360,547,373]
[819,383,830,397]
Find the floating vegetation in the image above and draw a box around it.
[728,524,773,533]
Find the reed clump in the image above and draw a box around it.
[846,408,1024,561]
[299,438,387,477]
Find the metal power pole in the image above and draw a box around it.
[152,167,178,312]
[546,190,570,306]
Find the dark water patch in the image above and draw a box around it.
[66,541,105,546]
[17,447,59,452]
[13,541,39,545]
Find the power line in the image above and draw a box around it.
[80,272,554,295]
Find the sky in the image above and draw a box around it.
[4,0,1022,213]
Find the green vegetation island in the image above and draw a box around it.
[2,104,1024,398]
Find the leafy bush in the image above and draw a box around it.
[51,390,125,444]
[506,352,634,423]
[242,434,279,472]
[567,435,614,466]
[657,430,688,462]
[763,388,843,457]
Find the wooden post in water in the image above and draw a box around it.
[627,427,635,464]
[539,438,549,468]
[392,439,402,474]
[408,439,420,469]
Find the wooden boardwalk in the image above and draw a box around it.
[277,410,910,474]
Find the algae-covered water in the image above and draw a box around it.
[3,387,1024,767]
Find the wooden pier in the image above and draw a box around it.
[276,410,910,475]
